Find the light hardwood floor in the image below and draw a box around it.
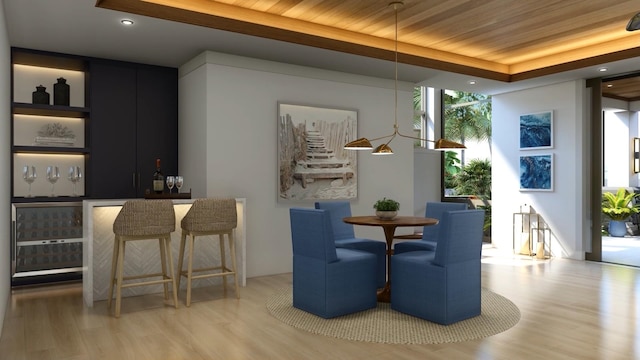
[1,250,640,360]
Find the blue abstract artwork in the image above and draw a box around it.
[520,111,552,149]
[520,154,553,191]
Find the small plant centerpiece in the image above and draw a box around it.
[602,188,640,237]
[373,197,400,220]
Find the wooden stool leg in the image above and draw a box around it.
[176,231,187,293]
[186,234,195,307]
[164,235,179,309]
[219,234,227,291]
[228,232,240,299]
[115,239,125,318]
[107,236,119,309]
[159,238,169,300]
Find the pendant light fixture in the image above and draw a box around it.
[344,1,465,155]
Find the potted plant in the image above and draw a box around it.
[602,188,640,237]
[373,197,400,220]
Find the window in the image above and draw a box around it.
[442,90,492,198]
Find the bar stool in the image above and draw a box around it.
[107,200,178,318]
[177,198,239,306]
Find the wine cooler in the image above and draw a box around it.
[11,202,83,286]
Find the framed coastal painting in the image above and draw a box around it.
[277,102,358,202]
[519,154,553,192]
[520,111,553,150]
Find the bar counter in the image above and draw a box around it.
[82,198,246,307]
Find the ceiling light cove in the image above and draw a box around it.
[96,0,640,83]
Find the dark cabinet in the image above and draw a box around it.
[89,61,178,198]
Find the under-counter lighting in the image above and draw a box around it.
[121,19,134,26]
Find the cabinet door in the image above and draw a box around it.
[136,66,178,196]
[89,62,137,198]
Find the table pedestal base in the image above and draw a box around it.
[377,285,391,303]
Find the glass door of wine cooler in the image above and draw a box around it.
[11,202,83,285]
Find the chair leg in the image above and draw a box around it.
[176,231,186,293]
[115,239,125,318]
[158,238,169,300]
[164,235,179,309]
[186,234,195,307]
[107,236,119,310]
[228,231,240,299]
[219,234,227,291]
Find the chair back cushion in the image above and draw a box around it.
[290,208,338,263]
[113,200,175,236]
[433,209,485,266]
[423,202,467,241]
[181,198,237,232]
[314,201,355,240]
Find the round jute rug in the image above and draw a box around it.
[266,287,520,344]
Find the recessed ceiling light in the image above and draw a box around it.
[607,84,613,88]
[121,19,134,26]
[598,67,608,72]
[468,80,477,85]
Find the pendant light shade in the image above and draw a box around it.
[434,138,467,150]
[372,143,394,155]
[344,137,373,150]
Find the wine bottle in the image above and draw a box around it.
[153,158,164,194]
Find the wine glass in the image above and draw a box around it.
[166,176,175,194]
[175,176,183,193]
[46,166,60,197]
[68,166,82,196]
[22,165,36,197]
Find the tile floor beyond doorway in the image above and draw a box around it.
[602,235,640,267]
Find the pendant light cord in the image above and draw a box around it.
[394,1,399,131]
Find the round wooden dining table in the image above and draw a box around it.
[342,216,438,303]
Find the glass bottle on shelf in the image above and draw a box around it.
[153,159,164,194]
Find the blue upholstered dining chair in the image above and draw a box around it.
[391,209,485,325]
[314,201,386,288]
[289,208,378,319]
[393,201,467,254]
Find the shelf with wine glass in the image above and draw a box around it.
[13,146,90,154]
[13,154,85,201]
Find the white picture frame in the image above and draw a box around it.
[277,102,358,202]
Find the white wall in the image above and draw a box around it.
[0,0,11,338]
[413,149,442,217]
[492,80,586,259]
[179,51,420,277]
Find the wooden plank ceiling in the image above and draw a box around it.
[97,0,640,98]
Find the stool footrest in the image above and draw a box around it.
[180,265,230,274]
[120,272,167,281]
[189,272,236,281]
[121,277,175,289]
